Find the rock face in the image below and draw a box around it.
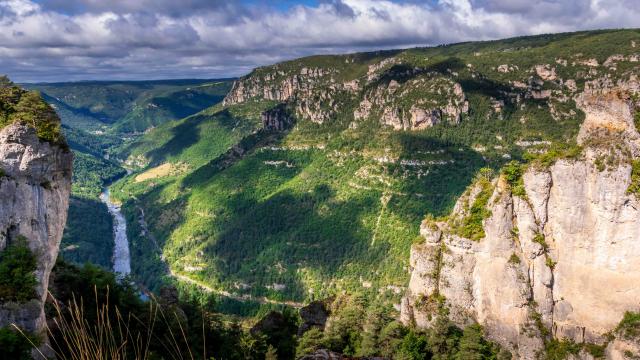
[262,104,294,131]
[0,124,72,337]
[298,300,330,335]
[401,87,640,358]
[224,58,469,131]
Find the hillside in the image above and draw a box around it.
[25,79,234,133]
[110,28,640,321]
[29,79,233,268]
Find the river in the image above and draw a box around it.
[100,188,132,277]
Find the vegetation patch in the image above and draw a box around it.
[0,76,64,145]
[627,160,640,199]
[544,339,582,360]
[533,232,549,251]
[451,169,494,241]
[617,311,640,340]
[525,142,583,169]
[0,237,38,302]
[0,327,37,360]
[502,160,527,197]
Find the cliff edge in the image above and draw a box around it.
[0,78,72,355]
[401,77,640,359]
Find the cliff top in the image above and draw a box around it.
[0,76,65,146]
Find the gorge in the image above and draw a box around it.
[2,29,640,359]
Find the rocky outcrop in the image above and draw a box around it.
[262,104,294,131]
[354,78,468,130]
[299,300,330,335]
[401,86,640,358]
[0,123,72,341]
[224,57,470,131]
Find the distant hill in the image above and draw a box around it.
[24,79,234,133]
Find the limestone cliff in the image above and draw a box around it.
[0,123,72,339]
[223,57,469,130]
[401,81,640,359]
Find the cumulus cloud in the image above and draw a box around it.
[0,0,638,82]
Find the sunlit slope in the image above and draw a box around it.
[113,29,640,304]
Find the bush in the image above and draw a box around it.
[533,233,549,251]
[544,339,582,360]
[0,237,38,302]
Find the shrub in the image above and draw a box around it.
[616,311,640,340]
[544,339,582,360]
[545,256,557,270]
[508,253,521,265]
[0,237,38,302]
[533,233,549,251]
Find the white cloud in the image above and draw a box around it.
[0,0,638,82]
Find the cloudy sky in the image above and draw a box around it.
[1,0,639,82]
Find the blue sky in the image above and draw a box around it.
[2,0,639,82]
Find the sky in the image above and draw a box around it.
[1,0,639,83]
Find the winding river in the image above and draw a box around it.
[100,188,132,277]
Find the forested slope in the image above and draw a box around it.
[112,29,640,312]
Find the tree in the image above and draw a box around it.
[455,324,488,360]
[428,314,461,360]
[296,328,325,357]
[396,330,430,360]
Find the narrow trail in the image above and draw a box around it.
[170,269,305,308]
[371,192,392,246]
